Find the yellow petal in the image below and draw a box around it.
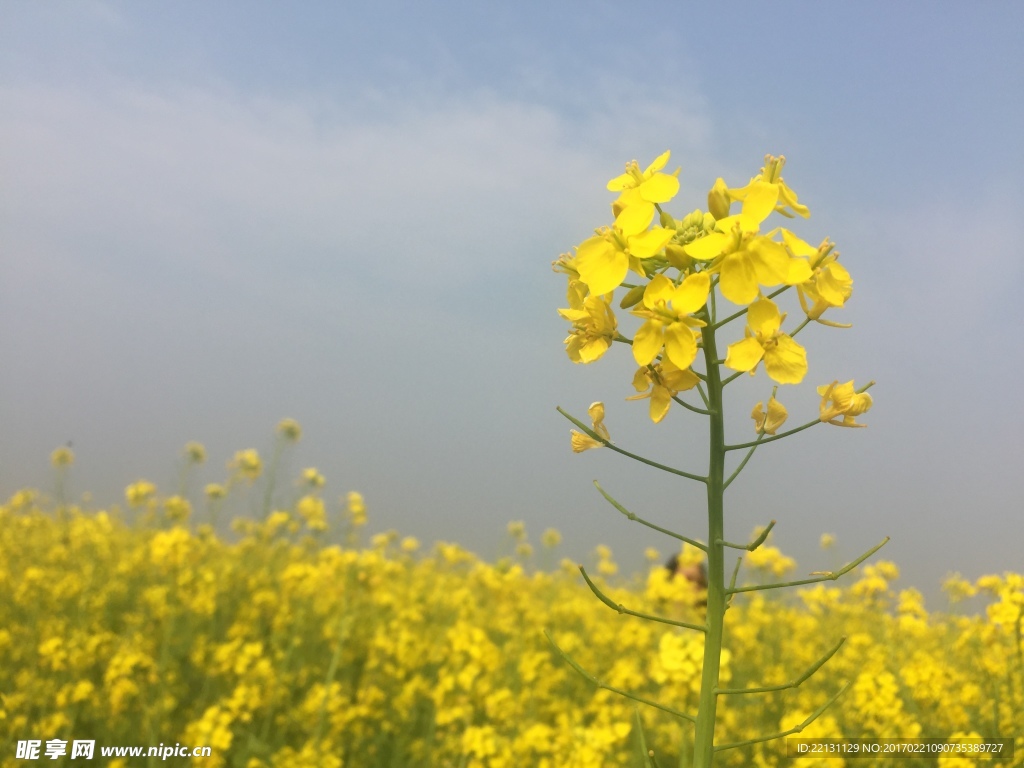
[683,232,729,261]
[664,324,698,370]
[741,182,780,224]
[628,226,673,258]
[746,298,781,338]
[649,385,672,423]
[661,366,699,391]
[785,258,813,285]
[644,150,671,175]
[781,229,817,257]
[615,202,655,237]
[673,271,711,314]
[606,171,635,192]
[557,307,588,322]
[763,335,807,384]
[639,173,680,203]
[643,274,675,308]
[613,187,645,214]
[719,253,759,306]
[571,431,604,452]
[765,397,788,433]
[576,237,628,296]
[587,401,605,424]
[848,391,873,416]
[751,401,766,432]
[578,337,611,364]
[725,337,765,372]
[778,181,810,218]
[632,321,664,366]
[631,367,651,392]
[749,239,791,286]
[817,262,853,306]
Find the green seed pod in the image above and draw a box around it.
[619,283,647,309]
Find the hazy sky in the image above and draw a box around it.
[2,1,1022,604]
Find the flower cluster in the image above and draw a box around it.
[556,152,873,428]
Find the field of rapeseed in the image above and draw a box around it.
[0,429,1021,767]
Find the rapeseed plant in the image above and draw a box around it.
[553,152,891,766]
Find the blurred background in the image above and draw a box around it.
[2,1,1022,604]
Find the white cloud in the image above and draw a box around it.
[0,81,715,298]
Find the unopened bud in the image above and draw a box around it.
[707,177,730,219]
[619,284,646,309]
[665,244,694,271]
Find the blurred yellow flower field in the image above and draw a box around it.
[0,442,1021,767]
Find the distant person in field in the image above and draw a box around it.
[665,553,708,609]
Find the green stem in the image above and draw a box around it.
[671,393,713,416]
[262,438,284,517]
[722,434,766,489]
[556,407,707,483]
[716,636,845,694]
[728,537,889,594]
[695,382,711,409]
[579,566,706,633]
[692,321,727,768]
[713,681,851,751]
[593,482,707,551]
[789,316,812,338]
[720,521,775,551]
[724,418,821,451]
[721,370,745,387]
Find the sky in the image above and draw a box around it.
[2,1,1022,605]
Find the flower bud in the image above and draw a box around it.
[707,177,731,219]
[619,283,646,309]
[665,244,694,272]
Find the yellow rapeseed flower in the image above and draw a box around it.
[229,449,262,480]
[605,150,680,203]
[630,272,710,371]
[541,528,561,548]
[346,491,366,526]
[725,298,808,384]
[277,418,302,441]
[725,154,810,219]
[817,380,873,427]
[125,480,156,507]
[301,467,325,488]
[570,402,610,452]
[163,495,191,523]
[574,208,675,297]
[296,494,327,531]
[183,442,207,464]
[627,358,700,423]
[751,395,788,435]
[50,446,74,468]
[683,181,811,306]
[797,238,854,323]
[558,292,618,364]
[400,537,420,553]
